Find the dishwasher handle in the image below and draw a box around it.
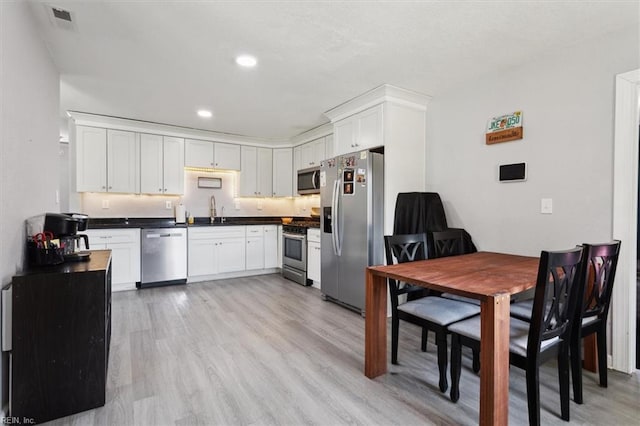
[145,232,184,238]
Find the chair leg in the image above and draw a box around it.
[570,333,583,404]
[472,348,480,373]
[421,328,428,352]
[436,332,448,392]
[597,328,608,388]
[391,316,399,365]
[525,365,541,426]
[558,346,571,421]
[450,334,462,402]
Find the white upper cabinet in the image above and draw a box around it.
[107,129,139,193]
[184,139,213,168]
[299,137,325,169]
[257,147,273,197]
[334,104,383,155]
[163,136,185,194]
[185,139,241,170]
[214,142,241,170]
[76,126,138,193]
[76,126,107,192]
[140,134,184,195]
[272,148,293,197]
[325,134,334,160]
[240,146,272,197]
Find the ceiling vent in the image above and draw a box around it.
[46,4,77,31]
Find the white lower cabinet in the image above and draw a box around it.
[245,225,279,270]
[246,237,264,270]
[188,226,246,277]
[85,228,141,291]
[307,228,321,287]
[264,225,278,268]
[217,238,247,273]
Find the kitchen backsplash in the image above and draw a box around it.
[80,170,319,218]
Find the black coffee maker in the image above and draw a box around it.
[56,213,90,261]
[27,213,91,262]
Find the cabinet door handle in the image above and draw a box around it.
[211,162,214,166]
[164,188,167,192]
[102,186,106,189]
[215,163,218,166]
[159,188,162,192]
[108,186,112,189]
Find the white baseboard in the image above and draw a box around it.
[608,354,613,369]
[187,268,281,284]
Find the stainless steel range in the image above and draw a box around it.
[282,221,319,286]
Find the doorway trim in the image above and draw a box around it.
[612,68,640,373]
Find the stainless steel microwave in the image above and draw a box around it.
[297,166,320,195]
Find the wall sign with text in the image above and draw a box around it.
[486,111,523,144]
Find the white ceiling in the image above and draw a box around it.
[27,0,639,142]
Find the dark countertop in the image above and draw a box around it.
[16,249,112,276]
[88,216,309,229]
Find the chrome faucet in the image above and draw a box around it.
[210,195,217,223]
[220,206,226,223]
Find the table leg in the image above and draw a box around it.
[365,270,387,378]
[479,294,511,426]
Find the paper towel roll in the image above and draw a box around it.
[175,204,186,223]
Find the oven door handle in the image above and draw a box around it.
[283,233,306,241]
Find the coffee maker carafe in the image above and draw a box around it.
[60,234,90,260]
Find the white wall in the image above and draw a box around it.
[425,27,640,256]
[0,0,60,412]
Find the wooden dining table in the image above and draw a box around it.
[365,251,540,426]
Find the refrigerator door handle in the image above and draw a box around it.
[331,178,340,256]
[334,178,342,256]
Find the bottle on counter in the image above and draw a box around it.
[188,213,194,225]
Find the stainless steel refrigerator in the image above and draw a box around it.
[320,149,384,313]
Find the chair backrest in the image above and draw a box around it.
[528,247,586,357]
[432,229,465,258]
[384,233,429,307]
[580,241,621,321]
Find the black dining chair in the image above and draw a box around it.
[448,247,586,425]
[570,241,621,404]
[432,230,481,306]
[384,233,481,392]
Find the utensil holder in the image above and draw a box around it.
[27,241,64,266]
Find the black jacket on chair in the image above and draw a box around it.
[393,192,477,258]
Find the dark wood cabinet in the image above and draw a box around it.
[10,250,112,423]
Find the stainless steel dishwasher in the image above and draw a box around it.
[139,228,187,288]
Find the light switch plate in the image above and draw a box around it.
[541,198,553,214]
[165,201,172,210]
[102,199,109,209]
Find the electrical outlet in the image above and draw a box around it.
[234,199,241,210]
[165,201,172,210]
[55,190,60,204]
[541,198,553,214]
[102,200,109,209]
[257,200,263,211]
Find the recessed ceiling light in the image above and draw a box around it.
[197,109,212,118]
[235,55,257,68]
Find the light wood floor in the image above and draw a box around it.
[46,274,639,425]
